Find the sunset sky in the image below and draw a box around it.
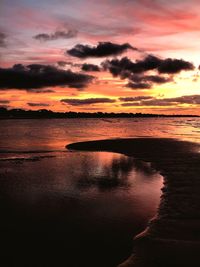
[1,0,200,114]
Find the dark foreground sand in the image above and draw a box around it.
[67,138,200,267]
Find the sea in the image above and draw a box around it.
[0,117,199,267]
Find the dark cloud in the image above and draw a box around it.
[0,64,93,90]
[158,58,194,74]
[0,100,10,104]
[67,42,135,58]
[81,63,100,72]
[28,89,55,93]
[125,74,172,89]
[103,55,193,90]
[61,98,116,106]
[0,32,7,47]
[27,102,50,107]
[121,102,143,107]
[141,75,172,84]
[57,61,82,68]
[33,29,77,42]
[139,99,175,106]
[119,96,153,102]
[165,94,200,104]
[121,94,200,106]
[103,55,162,76]
[103,55,194,76]
[126,82,152,89]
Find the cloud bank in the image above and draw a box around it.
[103,55,194,75]
[81,63,100,72]
[33,29,77,42]
[67,42,135,58]
[120,94,200,106]
[27,102,50,107]
[103,55,194,89]
[0,64,93,90]
[61,98,116,106]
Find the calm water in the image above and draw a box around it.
[0,117,199,266]
[0,117,200,153]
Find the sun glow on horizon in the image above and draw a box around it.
[1,0,200,115]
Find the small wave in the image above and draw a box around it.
[100,118,115,123]
[0,155,56,162]
[0,149,69,162]
[0,149,67,154]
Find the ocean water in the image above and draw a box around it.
[0,117,200,153]
[0,117,199,267]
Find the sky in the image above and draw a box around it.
[1,0,200,114]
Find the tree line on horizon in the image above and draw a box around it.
[0,107,198,119]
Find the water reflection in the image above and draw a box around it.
[77,155,133,190]
[1,117,200,153]
[76,155,156,191]
[0,151,162,267]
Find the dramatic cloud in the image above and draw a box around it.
[126,82,152,89]
[67,42,135,58]
[140,75,172,84]
[0,32,7,47]
[57,61,82,68]
[166,94,200,104]
[121,102,143,107]
[27,102,50,107]
[1,0,199,114]
[61,98,116,106]
[33,29,77,42]
[125,74,172,89]
[28,88,55,93]
[121,94,200,106]
[158,58,194,74]
[57,61,73,67]
[103,55,194,76]
[119,96,153,102]
[103,56,161,76]
[81,63,100,72]
[103,55,193,89]
[0,64,93,90]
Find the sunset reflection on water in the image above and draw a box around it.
[0,117,198,266]
[0,150,162,267]
[0,117,200,154]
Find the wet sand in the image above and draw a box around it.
[67,138,200,267]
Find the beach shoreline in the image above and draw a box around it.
[67,138,200,267]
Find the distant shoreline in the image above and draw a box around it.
[0,108,199,119]
[67,138,200,267]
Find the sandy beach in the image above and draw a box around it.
[67,138,200,267]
